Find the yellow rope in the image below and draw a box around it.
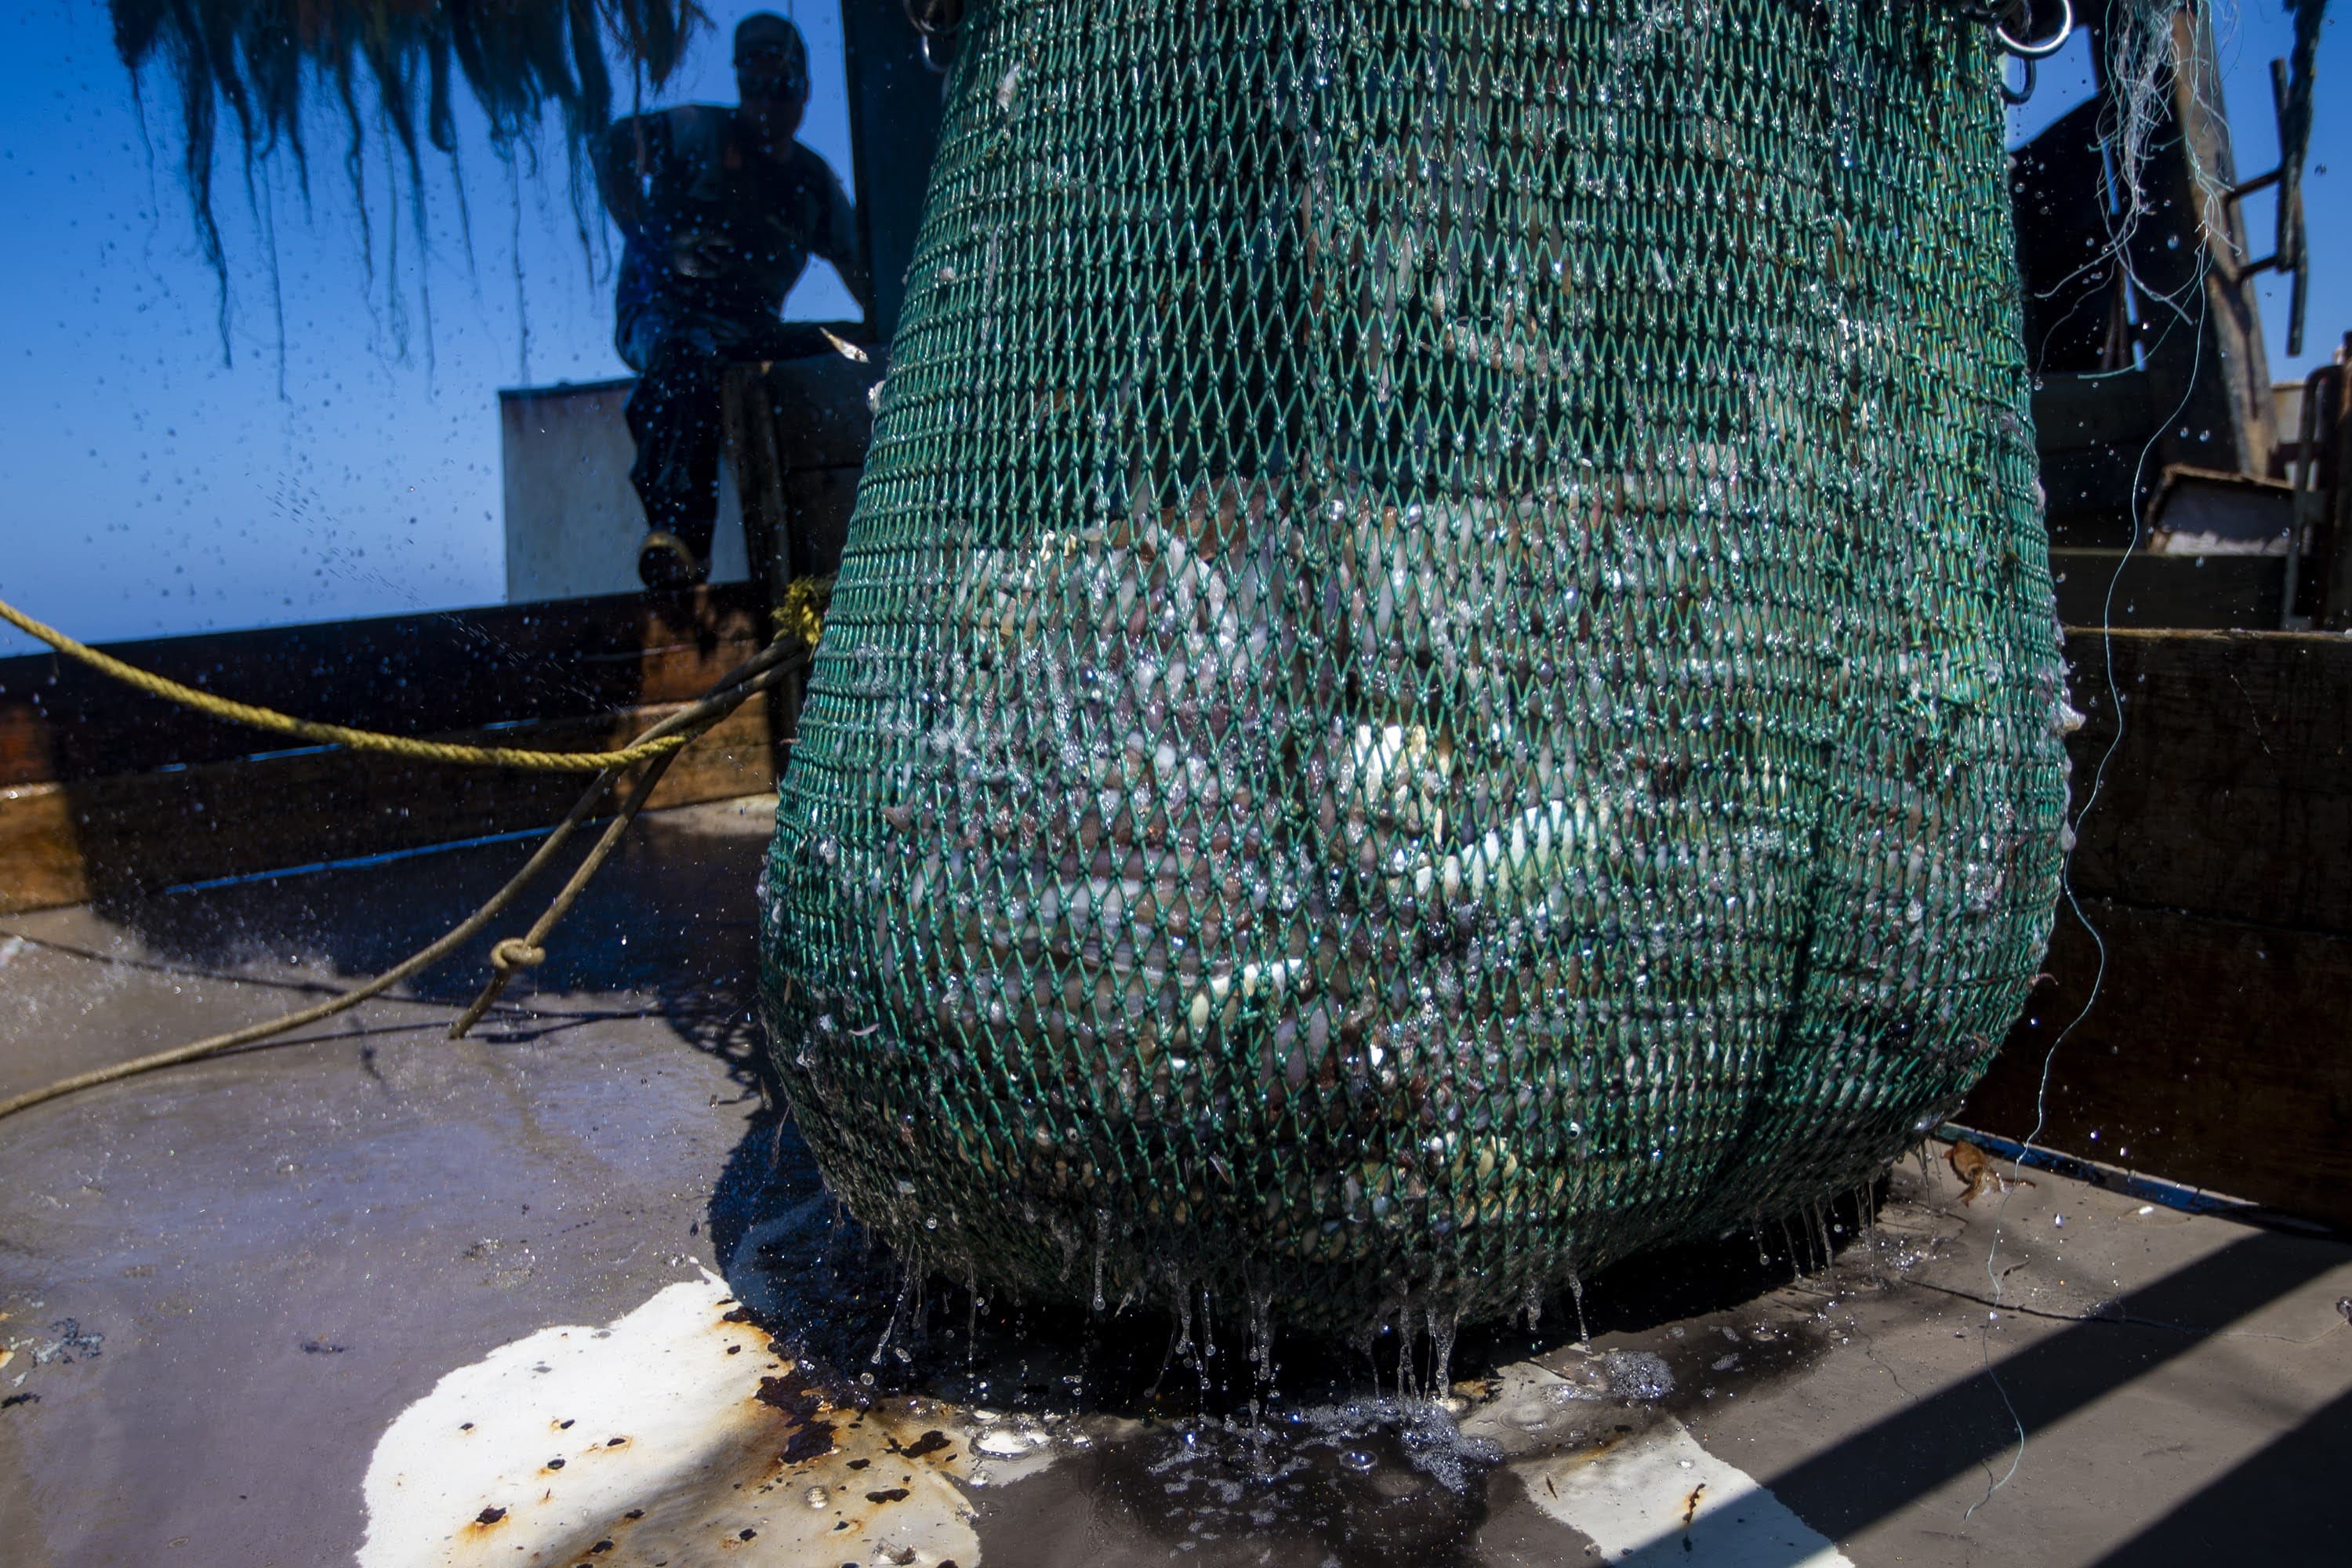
[0,580,831,772]
[0,641,815,1123]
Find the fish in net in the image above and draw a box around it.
[760,0,2072,1333]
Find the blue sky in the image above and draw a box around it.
[0,1,862,654]
[0,2,2342,655]
[2006,4,2347,385]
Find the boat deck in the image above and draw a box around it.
[2,794,2346,1567]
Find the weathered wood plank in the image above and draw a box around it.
[1962,897,2352,1231]
[1964,627,2351,1230]
[2050,550,2286,629]
[0,584,768,787]
[0,702,774,916]
[723,368,790,601]
[2060,629,2352,934]
[0,782,83,915]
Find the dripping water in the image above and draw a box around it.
[1090,1209,1110,1313]
[1428,1305,1461,1397]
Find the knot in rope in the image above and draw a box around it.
[489,938,547,974]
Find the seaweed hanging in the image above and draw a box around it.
[107,1,705,354]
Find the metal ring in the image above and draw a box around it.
[902,0,961,38]
[904,0,960,72]
[1994,0,2074,60]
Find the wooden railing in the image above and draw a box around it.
[0,586,780,913]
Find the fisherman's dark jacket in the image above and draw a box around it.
[604,103,859,327]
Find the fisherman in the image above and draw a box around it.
[597,11,873,589]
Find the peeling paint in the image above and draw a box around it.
[362,1233,1856,1566]
[360,1275,982,1567]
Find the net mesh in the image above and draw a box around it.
[760,0,2068,1331]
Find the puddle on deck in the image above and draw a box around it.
[360,1151,1952,1567]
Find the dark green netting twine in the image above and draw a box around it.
[760,0,2068,1334]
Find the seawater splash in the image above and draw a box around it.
[1598,1348,1675,1403]
[1427,1306,1461,1398]
[699,1118,1906,1563]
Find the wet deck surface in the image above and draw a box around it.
[3,793,2347,1567]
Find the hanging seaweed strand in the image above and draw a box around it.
[107,0,704,361]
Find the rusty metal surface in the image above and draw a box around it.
[2,793,2349,1566]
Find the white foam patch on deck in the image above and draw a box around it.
[1514,1414,1855,1566]
[358,1272,978,1567]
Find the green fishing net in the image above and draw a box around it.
[760,0,2068,1331]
